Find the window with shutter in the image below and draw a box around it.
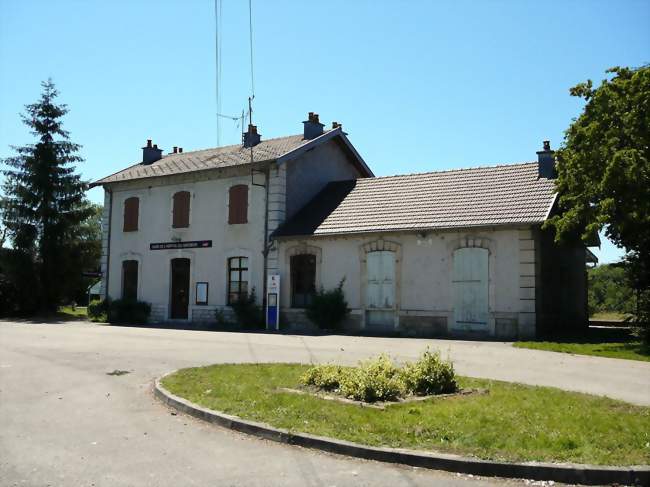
[228,185,248,224]
[122,260,138,300]
[123,197,139,232]
[172,191,190,228]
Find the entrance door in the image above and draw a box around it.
[452,248,489,330]
[366,250,395,330]
[170,258,190,319]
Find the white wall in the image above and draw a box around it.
[277,228,532,337]
[105,166,267,321]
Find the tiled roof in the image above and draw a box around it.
[274,162,557,237]
[92,133,324,187]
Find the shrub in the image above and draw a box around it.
[301,364,345,391]
[231,287,264,328]
[400,348,458,395]
[339,354,405,402]
[107,298,151,324]
[87,298,109,322]
[306,278,349,330]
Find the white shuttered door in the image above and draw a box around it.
[366,251,396,329]
[452,248,489,329]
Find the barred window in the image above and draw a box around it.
[291,254,316,308]
[227,257,249,304]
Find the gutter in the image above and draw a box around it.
[104,187,113,300]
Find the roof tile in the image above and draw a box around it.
[274,162,557,236]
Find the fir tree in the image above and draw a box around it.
[1,79,92,311]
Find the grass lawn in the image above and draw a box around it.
[162,363,650,466]
[591,311,633,321]
[514,327,650,362]
[57,306,88,319]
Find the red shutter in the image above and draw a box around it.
[173,191,190,228]
[229,185,248,224]
[123,197,139,232]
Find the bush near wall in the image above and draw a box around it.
[306,278,349,330]
[88,298,150,324]
[230,288,264,328]
[87,299,109,322]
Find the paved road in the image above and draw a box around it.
[1,320,648,487]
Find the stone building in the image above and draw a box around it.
[91,114,591,338]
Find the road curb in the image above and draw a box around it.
[154,374,649,486]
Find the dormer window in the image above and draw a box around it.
[123,197,139,232]
[228,185,248,224]
[172,191,191,228]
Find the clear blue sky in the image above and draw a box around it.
[1,0,648,263]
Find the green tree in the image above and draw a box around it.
[1,79,93,311]
[587,264,635,316]
[545,66,649,338]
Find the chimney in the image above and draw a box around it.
[243,124,261,148]
[172,146,178,154]
[537,140,556,179]
[178,147,183,153]
[142,140,163,164]
[303,112,324,140]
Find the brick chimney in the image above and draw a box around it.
[537,140,556,179]
[243,124,261,148]
[303,112,324,140]
[142,139,163,165]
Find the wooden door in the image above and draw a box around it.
[366,251,395,329]
[170,258,190,319]
[452,248,489,330]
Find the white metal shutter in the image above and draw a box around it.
[366,251,395,309]
[452,247,489,329]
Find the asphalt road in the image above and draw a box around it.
[1,320,648,487]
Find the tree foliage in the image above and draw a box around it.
[587,264,636,316]
[545,66,650,339]
[546,66,649,252]
[1,79,95,311]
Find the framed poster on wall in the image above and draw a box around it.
[195,282,209,305]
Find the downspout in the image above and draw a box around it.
[261,165,270,311]
[104,186,113,301]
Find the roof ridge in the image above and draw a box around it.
[365,161,539,181]
[159,132,307,159]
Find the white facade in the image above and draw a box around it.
[97,131,584,338]
[277,229,537,338]
[99,138,365,323]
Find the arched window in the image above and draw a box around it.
[121,260,138,300]
[227,257,249,304]
[290,254,316,308]
[228,185,248,224]
[123,197,139,232]
[172,191,191,228]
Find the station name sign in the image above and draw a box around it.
[150,240,213,251]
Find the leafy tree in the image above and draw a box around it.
[1,79,93,311]
[587,264,635,316]
[545,66,649,339]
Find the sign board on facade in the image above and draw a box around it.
[195,282,209,305]
[266,274,280,331]
[150,240,212,251]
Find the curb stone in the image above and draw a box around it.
[154,374,649,486]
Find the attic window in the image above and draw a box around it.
[228,185,248,224]
[172,191,191,228]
